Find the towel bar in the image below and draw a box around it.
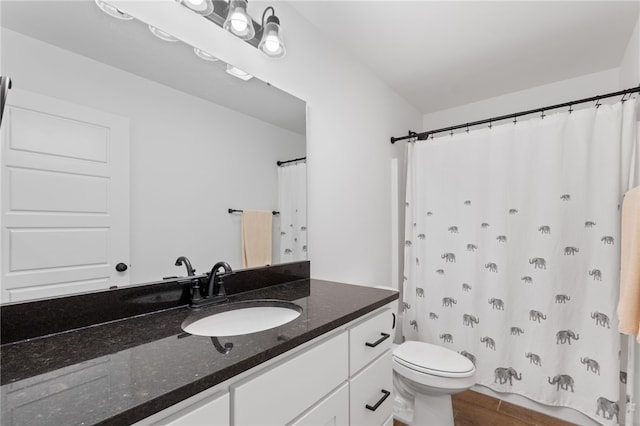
[228,208,279,215]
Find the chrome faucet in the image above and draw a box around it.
[207,261,233,299]
[175,256,196,276]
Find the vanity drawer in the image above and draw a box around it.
[349,351,392,426]
[164,391,229,426]
[289,382,348,426]
[349,308,393,375]
[232,331,348,426]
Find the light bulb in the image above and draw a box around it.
[95,0,134,20]
[230,12,248,32]
[264,34,280,53]
[148,25,179,42]
[179,0,213,15]
[194,48,218,62]
[223,0,254,40]
[258,13,285,58]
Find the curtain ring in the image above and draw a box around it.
[621,92,628,103]
[465,124,470,133]
[430,133,435,140]
[541,109,545,120]
[450,129,454,137]
[513,114,517,125]
[568,104,573,114]
[488,120,492,129]
[595,97,602,108]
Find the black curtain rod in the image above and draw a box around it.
[277,156,306,166]
[390,85,640,144]
[228,208,279,215]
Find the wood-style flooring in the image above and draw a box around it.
[393,390,576,426]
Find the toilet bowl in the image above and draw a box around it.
[392,341,475,425]
[373,286,476,426]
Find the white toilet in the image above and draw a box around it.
[376,287,476,426]
[392,341,475,425]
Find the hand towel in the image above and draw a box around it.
[618,185,640,342]
[241,210,272,268]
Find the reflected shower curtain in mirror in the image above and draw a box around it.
[278,162,307,263]
[403,99,638,424]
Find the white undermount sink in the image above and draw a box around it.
[182,300,302,337]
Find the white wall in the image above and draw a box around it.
[620,15,640,90]
[1,29,305,284]
[423,68,621,131]
[109,1,422,288]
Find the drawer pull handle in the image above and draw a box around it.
[366,389,391,412]
[365,332,390,348]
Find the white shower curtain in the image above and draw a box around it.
[277,162,308,263]
[403,99,638,424]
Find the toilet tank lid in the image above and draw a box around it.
[393,341,474,375]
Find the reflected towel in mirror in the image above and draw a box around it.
[241,210,273,268]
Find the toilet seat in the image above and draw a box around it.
[393,341,475,378]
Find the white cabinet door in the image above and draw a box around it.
[289,383,348,426]
[1,89,130,302]
[349,352,393,426]
[233,332,348,426]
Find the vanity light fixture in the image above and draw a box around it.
[223,0,255,40]
[258,7,285,58]
[148,25,180,42]
[194,47,219,61]
[95,0,133,20]
[174,0,287,58]
[225,64,253,81]
[177,0,214,16]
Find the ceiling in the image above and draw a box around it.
[291,1,640,114]
[0,0,306,135]
[3,1,637,122]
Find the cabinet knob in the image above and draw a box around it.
[115,262,128,272]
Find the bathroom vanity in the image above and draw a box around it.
[0,262,398,425]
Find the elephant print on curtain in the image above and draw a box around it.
[402,99,638,424]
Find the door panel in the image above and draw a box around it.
[1,89,129,302]
[9,106,109,162]
[9,168,109,213]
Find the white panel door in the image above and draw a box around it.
[1,89,129,302]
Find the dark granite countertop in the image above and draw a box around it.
[0,278,398,425]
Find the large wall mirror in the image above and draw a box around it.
[0,0,307,302]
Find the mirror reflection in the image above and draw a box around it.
[0,0,307,302]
